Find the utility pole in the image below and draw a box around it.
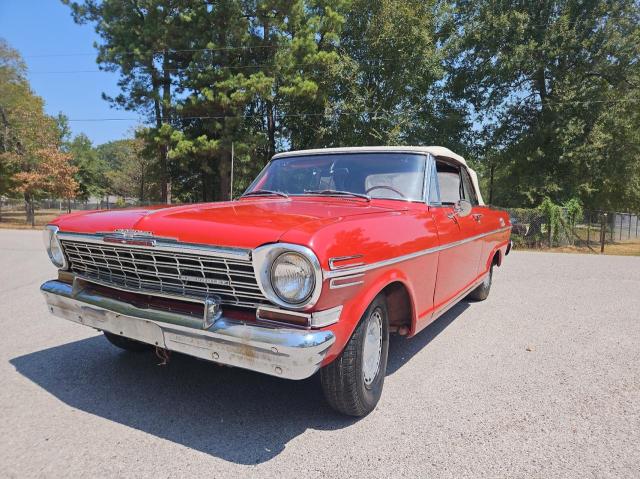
[230,142,234,200]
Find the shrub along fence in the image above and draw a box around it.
[503,207,640,251]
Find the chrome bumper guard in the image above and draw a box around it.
[40,280,336,380]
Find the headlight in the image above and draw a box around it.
[43,225,66,268]
[252,243,322,310]
[270,252,315,304]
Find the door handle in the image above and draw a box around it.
[472,213,483,222]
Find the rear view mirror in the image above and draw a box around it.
[454,199,472,218]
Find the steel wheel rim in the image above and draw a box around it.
[362,308,383,386]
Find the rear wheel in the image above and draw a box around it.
[468,265,493,301]
[103,332,150,352]
[320,295,389,417]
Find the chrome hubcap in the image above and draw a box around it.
[362,308,383,386]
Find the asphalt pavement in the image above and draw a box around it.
[1,229,638,478]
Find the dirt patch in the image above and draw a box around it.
[0,209,69,229]
[514,241,640,256]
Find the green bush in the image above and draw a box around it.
[538,197,561,246]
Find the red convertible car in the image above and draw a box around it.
[41,146,511,416]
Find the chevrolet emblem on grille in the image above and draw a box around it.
[103,229,157,247]
[178,275,231,286]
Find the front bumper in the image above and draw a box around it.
[40,280,335,380]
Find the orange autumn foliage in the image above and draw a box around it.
[13,148,79,199]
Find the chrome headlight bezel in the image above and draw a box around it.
[252,243,323,310]
[43,225,68,270]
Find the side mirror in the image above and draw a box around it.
[454,199,472,218]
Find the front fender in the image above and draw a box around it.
[321,266,419,365]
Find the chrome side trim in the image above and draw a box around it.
[41,279,335,380]
[325,226,512,279]
[330,274,365,289]
[328,255,364,270]
[57,232,252,261]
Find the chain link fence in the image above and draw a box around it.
[1,197,157,213]
[505,208,640,250]
[0,197,160,227]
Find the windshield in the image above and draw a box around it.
[245,153,427,201]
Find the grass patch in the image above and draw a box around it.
[0,209,70,229]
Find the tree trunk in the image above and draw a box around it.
[24,193,33,226]
[201,157,216,202]
[152,71,171,204]
[139,167,145,203]
[488,163,495,205]
[217,152,230,202]
[266,101,276,160]
[161,50,172,204]
[263,20,277,160]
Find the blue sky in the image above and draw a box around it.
[0,1,141,145]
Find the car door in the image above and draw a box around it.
[429,159,483,311]
[459,165,487,277]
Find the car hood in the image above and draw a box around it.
[51,198,403,249]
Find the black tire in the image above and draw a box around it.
[320,295,389,417]
[103,331,150,352]
[468,265,493,301]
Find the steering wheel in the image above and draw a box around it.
[365,185,406,198]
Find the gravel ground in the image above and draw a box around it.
[1,229,639,478]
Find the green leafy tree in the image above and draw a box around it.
[450,0,640,209]
[330,0,465,148]
[98,137,159,202]
[64,0,200,203]
[67,133,109,201]
[0,38,76,224]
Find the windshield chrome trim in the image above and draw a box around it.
[244,152,429,203]
[324,226,512,279]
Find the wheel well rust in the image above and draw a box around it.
[381,281,412,333]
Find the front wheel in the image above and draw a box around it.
[320,295,389,416]
[468,265,493,301]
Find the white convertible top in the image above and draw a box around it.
[272,146,485,205]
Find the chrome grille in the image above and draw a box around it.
[60,239,266,308]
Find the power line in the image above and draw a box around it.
[66,111,381,122]
[21,19,617,59]
[27,56,421,75]
[63,99,640,122]
[23,45,283,58]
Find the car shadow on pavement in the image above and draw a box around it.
[10,300,470,464]
[387,300,471,375]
